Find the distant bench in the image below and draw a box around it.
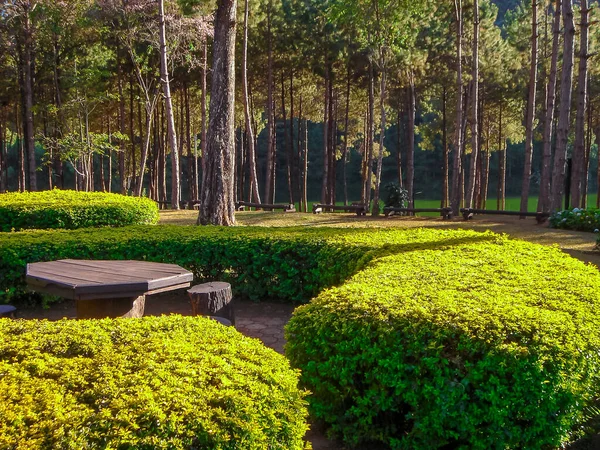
[236,201,296,212]
[460,208,550,224]
[384,207,453,220]
[313,203,368,216]
[157,200,199,210]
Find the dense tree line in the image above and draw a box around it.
[0,0,599,224]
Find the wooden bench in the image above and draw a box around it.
[312,203,368,216]
[236,201,296,212]
[157,200,199,210]
[384,207,453,220]
[460,208,550,224]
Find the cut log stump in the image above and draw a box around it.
[187,282,235,325]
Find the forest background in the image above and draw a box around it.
[0,0,595,212]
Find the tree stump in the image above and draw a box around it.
[187,282,235,325]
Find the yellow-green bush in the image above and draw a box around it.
[0,190,158,231]
[0,316,309,449]
[3,225,600,447]
[286,233,600,449]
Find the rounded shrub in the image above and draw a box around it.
[0,315,309,449]
[286,233,600,449]
[0,190,159,231]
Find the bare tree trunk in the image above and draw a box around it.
[407,81,416,209]
[396,101,404,190]
[497,105,506,210]
[550,0,575,212]
[569,0,589,208]
[442,86,448,208]
[117,46,127,194]
[265,0,275,204]
[321,66,329,204]
[343,66,351,206]
[363,62,375,206]
[198,0,237,225]
[466,0,479,209]
[372,56,386,215]
[451,0,463,215]
[538,0,561,212]
[303,118,308,211]
[583,95,592,207]
[157,0,180,208]
[22,7,37,191]
[520,0,538,215]
[242,0,260,204]
[328,83,336,205]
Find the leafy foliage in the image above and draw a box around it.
[0,190,159,232]
[383,182,408,208]
[285,231,600,449]
[550,208,600,233]
[0,315,309,449]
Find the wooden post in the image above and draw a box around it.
[187,282,235,324]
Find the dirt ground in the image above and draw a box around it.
[16,211,600,450]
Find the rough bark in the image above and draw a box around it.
[466,0,479,209]
[201,39,208,188]
[198,0,237,226]
[372,58,386,216]
[158,0,180,208]
[321,66,329,204]
[22,6,37,191]
[569,0,589,208]
[520,0,538,215]
[550,0,575,212]
[303,118,308,211]
[538,0,561,212]
[187,282,235,324]
[451,0,463,215]
[497,106,506,210]
[242,0,261,204]
[363,63,375,205]
[396,102,404,190]
[343,67,351,206]
[407,81,416,209]
[441,86,448,208]
[265,0,275,204]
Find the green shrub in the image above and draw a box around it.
[0,226,373,305]
[285,233,600,449]
[549,207,600,232]
[0,315,309,449]
[0,190,159,231]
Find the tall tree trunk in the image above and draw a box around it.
[200,39,208,191]
[451,0,463,215]
[303,118,308,211]
[550,0,575,212]
[327,77,336,205]
[583,95,592,207]
[396,101,404,190]
[407,80,416,209]
[290,70,297,206]
[22,7,37,191]
[363,62,375,205]
[441,86,448,208]
[282,72,293,204]
[343,66,351,206]
[185,83,195,201]
[372,57,386,216]
[520,0,538,215]
[321,66,330,204]
[158,0,180,208]
[242,0,261,204]
[198,0,237,225]
[497,106,506,210]
[569,0,589,208]
[466,0,479,209]
[538,0,561,212]
[265,0,275,204]
[117,45,127,194]
[129,76,136,192]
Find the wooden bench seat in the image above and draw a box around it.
[460,208,550,224]
[236,201,296,212]
[312,203,368,216]
[384,207,453,220]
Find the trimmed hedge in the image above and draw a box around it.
[0,226,373,305]
[0,190,159,231]
[550,207,600,232]
[3,225,600,447]
[0,316,308,449]
[285,233,600,449]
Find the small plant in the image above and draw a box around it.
[383,182,409,208]
[549,207,600,233]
